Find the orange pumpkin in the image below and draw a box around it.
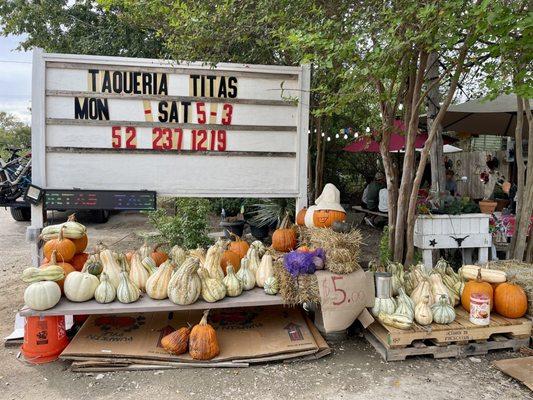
[494,282,527,318]
[151,244,169,266]
[70,234,88,254]
[189,310,220,360]
[313,209,346,228]
[43,226,76,262]
[70,252,89,271]
[229,234,249,258]
[461,269,494,312]
[297,246,313,253]
[296,208,307,226]
[220,250,241,274]
[41,250,75,293]
[272,213,297,252]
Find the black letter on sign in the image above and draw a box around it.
[218,78,227,98]
[142,73,152,94]
[159,74,168,95]
[74,97,88,119]
[207,75,216,97]
[158,101,168,122]
[88,69,99,91]
[181,101,191,123]
[228,77,238,98]
[133,72,141,94]
[112,71,122,93]
[190,75,199,96]
[101,71,112,93]
[96,98,110,120]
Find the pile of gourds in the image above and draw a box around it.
[372,258,529,330]
[24,234,280,310]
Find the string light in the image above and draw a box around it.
[398,103,404,110]
[327,137,331,142]
[365,127,370,133]
[321,132,325,137]
[379,112,382,118]
[343,134,348,140]
[335,133,339,139]
[354,132,359,138]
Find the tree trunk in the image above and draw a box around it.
[404,41,470,265]
[394,51,428,262]
[512,97,533,260]
[427,52,446,192]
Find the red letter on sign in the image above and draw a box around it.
[331,276,346,306]
[111,126,121,148]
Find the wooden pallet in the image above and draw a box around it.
[365,308,532,361]
[368,308,531,348]
[365,331,530,361]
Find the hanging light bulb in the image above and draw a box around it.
[327,137,331,142]
[343,134,348,140]
[321,132,325,137]
[365,126,370,133]
[335,133,339,139]
[398,103,404,111]
[379,112,383,118]
[354,132,359,138]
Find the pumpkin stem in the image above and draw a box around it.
[67,213,77,222]
[229,232,242,242]
[153,242,168,252]
[50,250,58,265]
[476,268,482,282]
[58,225,66,241]
[199,309,210,325]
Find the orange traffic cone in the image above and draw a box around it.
[21,316,69,364]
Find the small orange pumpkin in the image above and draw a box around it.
[151,244,169,266]
[220,250,241,274]
[272,213,297,252]
[189,310,220,360]
[161,326,190,355]
[461,268,494,312]
[313,209,346,228]
[70,252,89,271]
[43,226,76,262]
[297,246,313,253]
[494,282,527,318]
[228,234,249,258]
[41,250,75,293]
[296,208,307,226]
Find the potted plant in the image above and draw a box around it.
[247,199,295,240]
[219,205,246,238]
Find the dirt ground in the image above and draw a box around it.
[0,207,530,400]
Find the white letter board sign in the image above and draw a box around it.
[31,50,310,203]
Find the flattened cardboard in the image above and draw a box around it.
[493,357,533,391]
[315,269,375,333]
[61,306,318,363]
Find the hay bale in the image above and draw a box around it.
[298,227,362,274]
[488,260,533,317]
[273,260,319,306]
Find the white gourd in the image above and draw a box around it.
[378,312,413,330]
[141,256,158,275]
[167,257,201,305]
[255,253,274,288]
[264,276,279,295]
[116,271,140,303]
[145,260,175,299]
[394,296,414,320]
[24,281,61,310]
[204,244,225,280]
[397,287,415,314]
[371,297,396,317]
[410,279,434,307]
[236,258,255,290]
[247,248,261,275]
[100,249,121,288]
[223,265,243,297]
[129,253,150,292]
[414,295,433,325]
[431,295,456,324]
[250,240,267,257]
[138,241,152,260]
[429,273,452,304]
[94,272,116,304]
[460,265,506,283]
[198,268,226,302]
[64,271,99,302]
[188,248,206,267]
[387,262,404,296]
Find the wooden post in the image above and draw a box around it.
[427,53,446,192]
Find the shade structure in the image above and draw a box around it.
[419,94,532,136]
[344,131,449,153]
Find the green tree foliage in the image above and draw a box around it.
[0,112,30,159]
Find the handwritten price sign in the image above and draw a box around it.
[320,274,367,310]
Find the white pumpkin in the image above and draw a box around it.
[304,205,317,227]
[236,258,255,290]
[94,272,116,304]
[264,276,279,295]
[24,281,61,310]
[255,253,274,288]
[129,253,150,292]
[414,295,433,325]
[223,265,243,297]
[64,271,99,302]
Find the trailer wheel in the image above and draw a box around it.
[89,210,110,223]
[10,207,31,222]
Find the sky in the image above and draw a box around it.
[0,35,32,124]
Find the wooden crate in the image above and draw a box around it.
[365,308,532,361]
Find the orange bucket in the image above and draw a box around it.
[21,316,69,364]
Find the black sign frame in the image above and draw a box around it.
[44,189,157,211]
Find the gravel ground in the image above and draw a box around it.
[0,207,531,400]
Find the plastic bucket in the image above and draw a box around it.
[21,316,69,364]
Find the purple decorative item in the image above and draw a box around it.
[311,248,326,270]
[284,251,316,277]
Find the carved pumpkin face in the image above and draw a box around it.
[312,210,346,228]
